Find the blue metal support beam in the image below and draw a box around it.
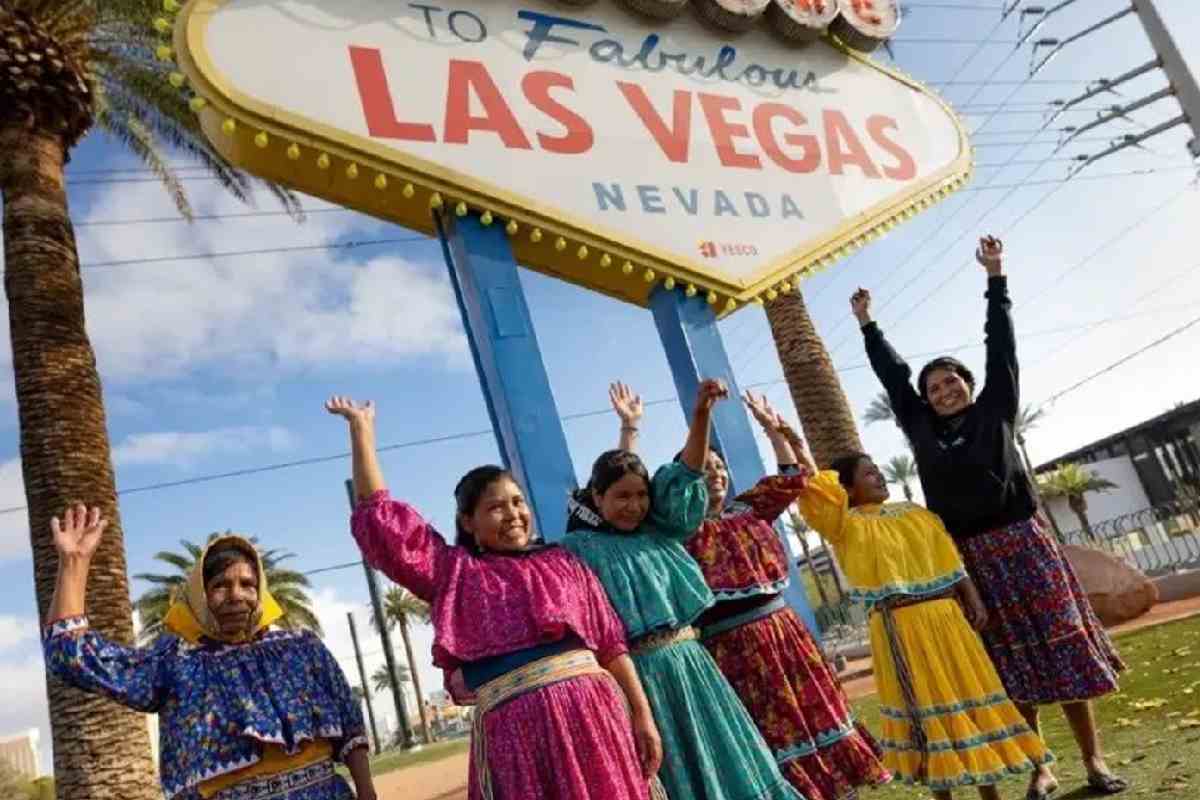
[437,212,576,542]
[650,287,817,633]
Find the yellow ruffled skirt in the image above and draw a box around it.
[869,598,1052,790]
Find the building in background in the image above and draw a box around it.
[0,729,40,780]
[1037,398,1200,514]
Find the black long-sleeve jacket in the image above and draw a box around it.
[861,276,1037,539]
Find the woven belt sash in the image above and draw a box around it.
[471,649,668,800]
[872,588,958,780]
[701,595,787,640]
[631,625,699,655]
[210,758,335,800]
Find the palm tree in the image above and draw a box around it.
[1,5,295,796]
[764,288,865,467]
[785,510,831,608]
[132,534,321,644]
[1037,463,1118,542]
[371,662,411,696]
[372,585,434,743]
[882,454,918,502]
[863,391,897,428]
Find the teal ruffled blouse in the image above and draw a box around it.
[563,462,713,639]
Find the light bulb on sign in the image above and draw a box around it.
[643,269,656,283]
[286,143,300,160]
[621,261,634,275]
[221,118,236,135]
[456,202,469,217]
[154,18,172,34]
[766,288,778,301]
[168,72,185,88]
[576,245,588,260]
[429,192,443,209]
[505,220,518,236]
[402,183,415,199]
[555,237,567,252]
[374,174,388,190]
[707,291,718,306]
[254,131,269,149]
[725,299,736,312]
[188,97,206,113]
[685,284,697,298]
[480,211,494,226]
[531,228,543,243]
[599,254,612,268]
[316,153,331,170]
[664,277,676,290]
[345,163,359,179]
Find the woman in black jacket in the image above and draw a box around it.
[850,236,1126,800]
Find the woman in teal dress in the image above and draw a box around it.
[564,379,802,800]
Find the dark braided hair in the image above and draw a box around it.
[567,450,651,532]
[829,453,871,496]
[453,465,515,550]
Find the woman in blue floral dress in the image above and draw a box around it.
[42,505,375,800]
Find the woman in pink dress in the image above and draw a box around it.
[326,396,663,800]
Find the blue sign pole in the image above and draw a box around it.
[649,287,817,633]
[436,212,576,542]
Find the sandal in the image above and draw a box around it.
[1025,779,1059,800]
[1086,772,1129,794]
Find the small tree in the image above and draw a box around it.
[371,585,434,743]
[1038,463,1118,542]
[371,663,411,696]
[882,454,918,502]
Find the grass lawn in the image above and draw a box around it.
[367,738,470,776]
[852,614,1200,798]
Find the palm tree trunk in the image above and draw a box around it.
[1,126,158,799]
[1019,434,1065,542]
[796,529,831,607]
[764,288,864,467]
[902,483,914,502]
[398,616,433,744]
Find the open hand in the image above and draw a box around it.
[609,382,644,426]
[743,391,783,433]
[51,505,108,562]
[632,712,663,779]
[975,235,1003,275]
[850,288,872,324]
[695,379,729,414]
[325,396,376,428]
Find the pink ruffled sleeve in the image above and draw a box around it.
[351,490,449,603]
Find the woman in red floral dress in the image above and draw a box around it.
[608,383,890,800]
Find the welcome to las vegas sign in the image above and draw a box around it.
[169,0,970,314]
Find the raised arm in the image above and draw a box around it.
[973,236,1019,422]
[852,288,924,430]
[609,382,643,452]
[328,397,447,601]
[326,396,386,500]
[734,393,811,521]
[678,379,727,471]
[43,506,170,712]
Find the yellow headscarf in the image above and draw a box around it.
[163,534,284,644]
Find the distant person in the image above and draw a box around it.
[852,235,1126,799]
[328,396,664,800]
[43,510,375,800]
[564,380,802,800]
[795,445,1052,800]
[606,381,890,800]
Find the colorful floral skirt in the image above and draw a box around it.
[958,515,1125,705]
[631,631,801,800]
[468,673,650,800]
[207,760,354,800]
[705,605,891,800]
[870,598,1052,790]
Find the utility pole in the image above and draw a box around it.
[346,611,382,753]
[345,480,414,748]
[1132,0,1200,159]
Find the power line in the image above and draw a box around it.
[78,237,430,270]
[960,165,1197,190]
[1039,312,1200,408]
[76,207,355,228]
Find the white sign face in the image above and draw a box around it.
[179,0,968,304]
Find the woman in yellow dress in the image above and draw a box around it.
[791,433,1052,799]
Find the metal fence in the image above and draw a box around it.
[1054,497,1200,577]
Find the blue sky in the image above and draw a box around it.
[2,0,1199,771]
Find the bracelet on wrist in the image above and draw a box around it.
[621,425,639,433]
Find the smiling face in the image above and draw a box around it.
[594,471,652,533]
[459,476,533,552]
[702,449,728,512]
[923,367,973,417]
[205,558,259,638]
[849,457,890,506]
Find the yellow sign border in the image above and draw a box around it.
[173,0,973,316]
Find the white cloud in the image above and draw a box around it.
[0,459,29,563]
[0,614,36,650]
[112,425,298,468]
[0,181,468,411]
[0,654,51,774]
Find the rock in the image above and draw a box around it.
[1063,544,1159,626]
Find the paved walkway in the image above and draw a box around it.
[383,595,1200,800]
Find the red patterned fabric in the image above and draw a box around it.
[686,473,808,598]
[706,607,891,800]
